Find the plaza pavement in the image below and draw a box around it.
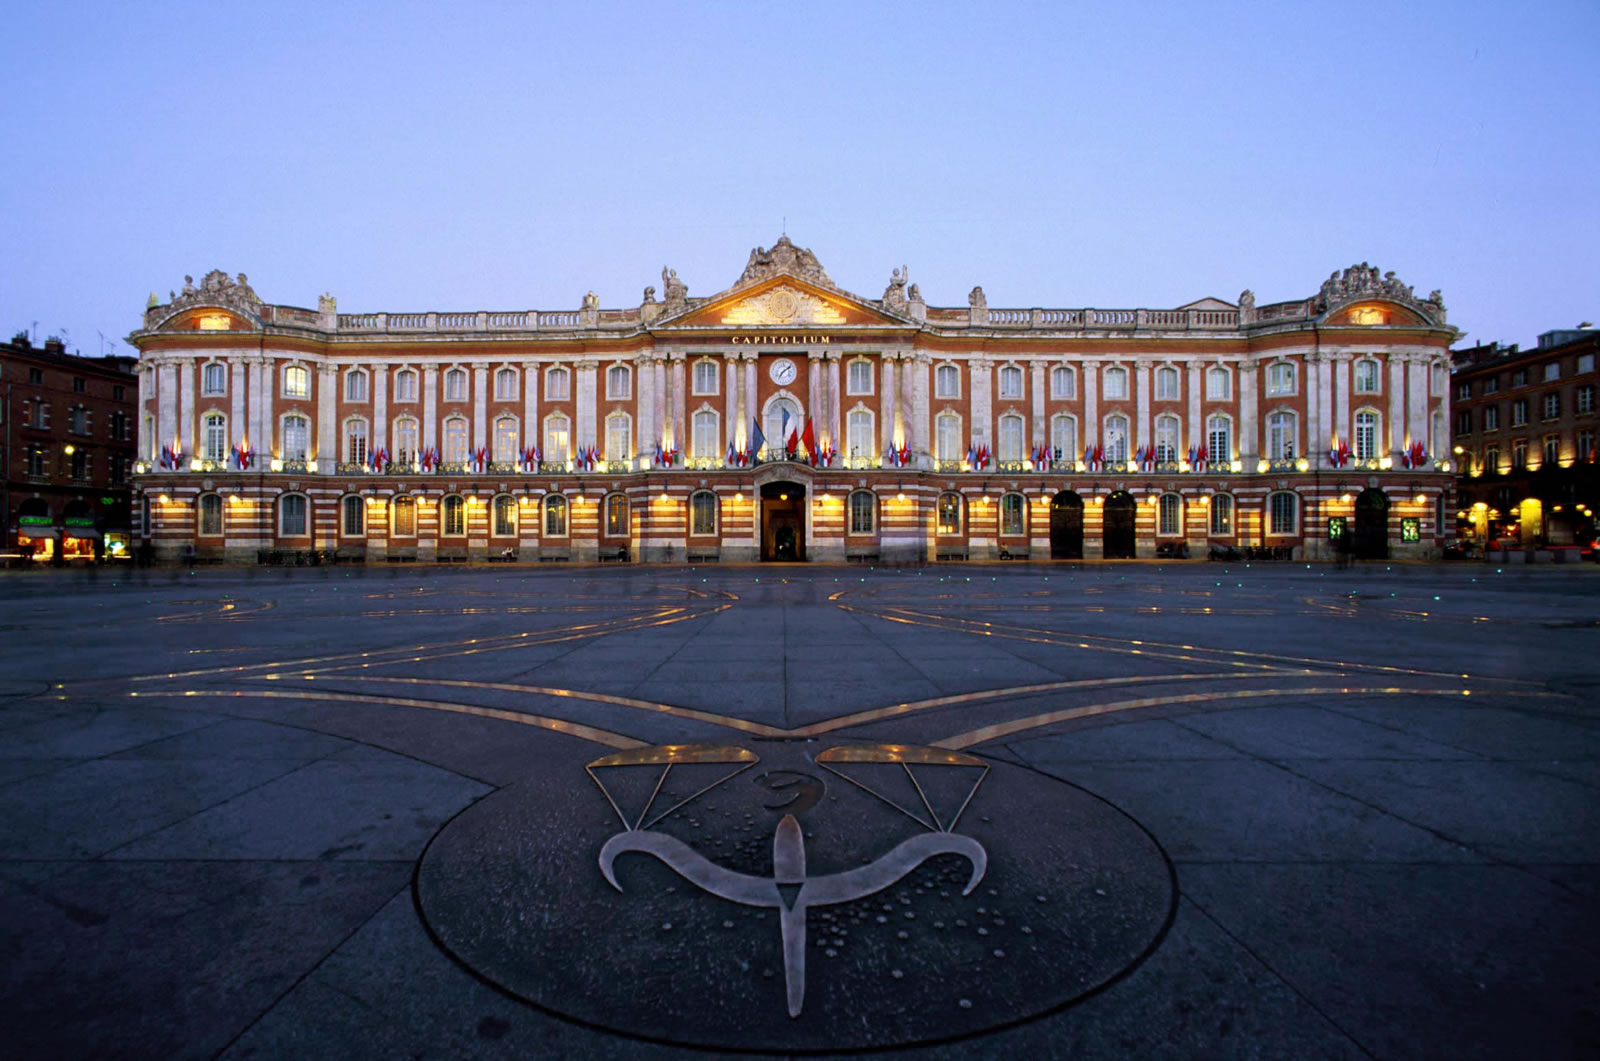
[0,560,1596,1059]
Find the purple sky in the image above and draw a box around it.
[3,1,1595,358]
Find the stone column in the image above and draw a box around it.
[1030,360,1046,451]
[523,364,539,459]
[1082,361,1098,451]
[744,355,758,450]
[179,359,196,458]
[373,366,389,457]
[827,354,841,452]
[725,356,739,451]
[317,365,337,469]
[1239,358,1258,460]
[472,363,489,451]
[807,352,823,444]
[1331,352,1351,449]
[1407,354,1429,449]
[668,352,687,454]
[1307,351,1326,466]
[230,358,246,452]
[1388,357,1406,453]
[910,352,931,460]
[1185,361,1202,450]
[880,356,898,452]
[423,365,439,454]
[575,360,598,453]
[970,357,993,448]
[635,354,656,461]
[1135,359,1152,454]
[157,360,178,456]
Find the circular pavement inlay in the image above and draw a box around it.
[417,742,1174,1053]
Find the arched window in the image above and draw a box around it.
[1354,358,1381,394]
[936,412,962,462]
[279,494,308,537]
[202,363,226,396]
[998,365,1023,399]
[391,496,416,537]
[692,409,719,459]
[1102,367,1128,400]
[1209,494,1233,535]
[1206,415,1232,462]
[1051,366,1076,399]
[1206,366,1231,400]
[1000,493,1026,535]
[203,412,227,462]
[1268,492,1298,535]
[1267,362,1296,396]
[394,418,419,465]
[394,369,418,401]
[343,495,365,536]
[1104,414,1129,463]
[605,494,629,537]
[997,413,1025,462]
[283,364,309,398]
[847,408,875,459]
[494,367,518,400]
[281,414,310,461]
[1155,366,1180,400]
[1158,493,1183,536]
[1050,414,1077,462]
[690,490,718,536]
[937,493,962,534]
[492,495,517,537]
[442,417,468,464]
[198,494,222,536]
[605,412,632,462]
[346,369,369,402]
[544,495,568,537]
[606,364,631,399]
[345,418,369,465]
[766,397,800,452]
[493,416,519,463]
[545,365,570,400]
[1267,411,1296,459]
[1155,414,1181,462]
[693,360,719,395]
[849,490,876,534]
[936,364,960,399]
[1354,410,1380,460]
[441,495,465,536]
[544,414,570,463]
[444,368,467,401]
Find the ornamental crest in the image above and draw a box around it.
[736,236,833,288]
[721,285,847,326]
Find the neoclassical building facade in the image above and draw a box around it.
[130,240,1457,563]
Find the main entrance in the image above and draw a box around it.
[1103,491,1137,559]
[1050,490,1084,559]
[1354,488,1389,559]
[760,481,806,561]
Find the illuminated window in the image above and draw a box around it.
[203,413,227,461]
[1205,366,1230,400]
[202,363,226,396]
[442,496,465,536]
[343,495,365,536]
[1578,431,1594,462]
[1051,366,1076,399]
[1206,414,1232,461]
[1267,411,1296,459]
[1102,367,1128,400]
[605,412,632,462]
[693,360,719,396]
[1354,359,1380,394]
[1103,414,1128,463]
[1210,494,1233,535]
[1266,362,1295,396]
[198,313,231,330]
[847,360,873,395]
[495,367,518,400]
[394,418,419,464]
[690,491,718,536]
[1483,446,1499,474]
[544,495,568,537]
[198,494,222,536]
[345,419,369,465]
[1158,494,1183,536]
[936,364,960,399]
[606,365,631,399]
[849,490,876,534]
[937,493,962,534]
[494,417,519,463]
[346,370,369,402]
[443,418,468,464]
[493,495,517,536]
[848,409,874,459]
[1268,492,1297,535]
[444,368,467,402]
[279,494,308,536]
[395,369,418,401]
[1155,414,1180,462]
[545,366,570,400]
[997,413,1024,462]
[1000,493,1026,535]
[1155,366,1180,400]
[1350,307,1385,325]
[544,414,570,463]
[998,365,1023,399]
[283,365,309,398]
[391,497,416,537]
[605,494,629,536]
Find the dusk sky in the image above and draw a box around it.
[3,1,1595,358]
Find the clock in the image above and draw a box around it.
[769,358,798,386]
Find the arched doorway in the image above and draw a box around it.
[1354,488,1389,559]
[1050,490,1084,559]
[1103,491,1137,559]
[761,481,806,561]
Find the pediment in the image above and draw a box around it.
[657,275,910,330]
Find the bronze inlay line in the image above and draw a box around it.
[933,686,1573,750]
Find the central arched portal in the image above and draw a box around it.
[1103,491,1137,559]
[1354,488,1389,559]
[761,481,807,561]
[1050,490,1084,559]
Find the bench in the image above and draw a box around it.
[936,550,968,562]
[599,547,630,563]
[686,553,717,564]
[847,553,881,564]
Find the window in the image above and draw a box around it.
[998,365,1023,399]
[545,366,570,400]
[25,445,45,477]
[1050,415,1077,463]
[1268,492,1297,535]
[545,414,570,463]
[346,370,369,402]
[443,417,468,464]
[279,494,308,536]
[1511,368,1527,387]
[1210,494,1233,535]
[202,363,226,395]
[1354,411,1379,460]
[847,409,874,458]
[1354,359,1380,394]
[1511,438,1527,469]
[849,490,875,534]
[495,367,518,400]
[936,412,961,462]
[1102,367,1128,400]
[1155,414,1180,463]
[1483,446,1499,474]
[26,400,49,428]
[69,406,89,434]
[1155,366,1180,400]
[1456,410,1472,435]
[1484,406,1500,431]
[1266,362,1295,396]
[343,495,365,536]
[113,385,124,401]
[284,364,309,398]
[1543,393,1560,420]
[997,413,1024,462]
[1206,415,1232,462]
[1578,430,1595,463]
[282,415,310,461]
[1000,493,1026,535]
[444,368,467,401]
[937,493,962,534]
[345,419,369,465]
[70,449,89,481]
[545,495,568,536]
[73,376,85,393]
[1579,385,1595,414]
[606,365,631,399]
[1543,435,1560,467]
[1103,414,1128,463]
[1158,494,1183,536]
[395,369,418,401]
[391,497,416,537]
[1267,411,1296,459]
[199,494,222,536]
[109,457,126,485]
[1457,382,1471,401]
[1050,366,1076,399]
[28,368,42,384]
[493,495,516,536]
[493,417,519,463]
[1578,353,1595,374]
[1511,399,1527,427]
[110,411,128,441]
[1484,376,1499,394]
[692,410,719,459]
[395,418,419,465]
[690,491,717,536]
[203,413,227,461]
[847,360,873,395]
[936,364,960,398]
[1205,366,1230,400]
[605,412,631,461]
[693,360,719,396]
[442,496,465,536]
[605,494,629,536]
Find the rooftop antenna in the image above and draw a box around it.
[782,215,786,236]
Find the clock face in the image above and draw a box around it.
[769,358,798,386]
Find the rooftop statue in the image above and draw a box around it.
[736,235,833,287]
